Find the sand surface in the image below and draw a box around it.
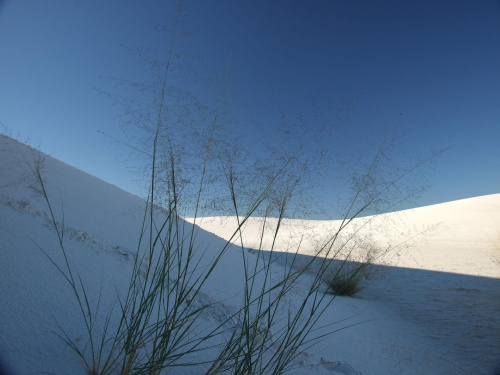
[1,134,499,374]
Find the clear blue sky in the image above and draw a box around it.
[1,0,499,218]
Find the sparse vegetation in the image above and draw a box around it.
[323,260,371,297]
[27,2,444,374]
[31,106,439,374]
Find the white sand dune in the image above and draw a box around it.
[188,193,500,277]
[1,134,499,375]
[188,196,500,374]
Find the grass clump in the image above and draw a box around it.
[30,112,435,373]
[24,2,442,373]
[323,261,370,296]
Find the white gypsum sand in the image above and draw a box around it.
[188,195,500,374]
[1,134,499,375]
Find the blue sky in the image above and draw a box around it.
[1,0,499,218]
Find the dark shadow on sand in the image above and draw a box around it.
[250,248,500,375]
